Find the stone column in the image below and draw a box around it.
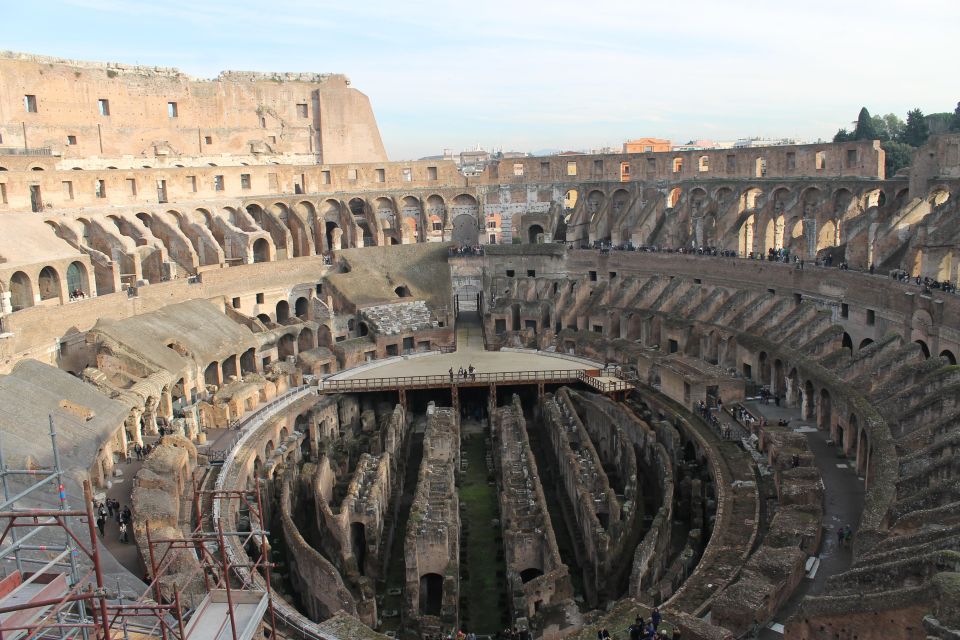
[126,409,144,447]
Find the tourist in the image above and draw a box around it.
[836,526,844,547]
[449,367,454,382]
[651,607,661,630]
[122,505,132,525]
[96,511,106,536]
[597,628,611,640]
[468,364,476,380]
[119,521,128,543]
[106,499,115,519]
[629,616,645,640]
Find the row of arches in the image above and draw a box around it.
[8,261,90,311]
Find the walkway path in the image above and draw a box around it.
[742,401,865,638]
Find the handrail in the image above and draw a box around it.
[321,368,594,391]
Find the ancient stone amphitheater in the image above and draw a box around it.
[0,52,958,640]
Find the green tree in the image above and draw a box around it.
[950,101,960,132]
[853,107,880,140]
[871,115,890,140]
[883,141,914,177]
[833,128,852,143]
[899,108,929,147]
[882,113,905,141]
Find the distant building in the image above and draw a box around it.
[734,137,804,148]
[672,139,734,151]
[623,138,672,153]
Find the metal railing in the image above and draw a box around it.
[320,368,623,392]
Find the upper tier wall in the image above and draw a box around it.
[0,51,387,165]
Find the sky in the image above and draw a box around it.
[5,0,959,160]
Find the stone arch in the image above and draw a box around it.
[914,339,930,359]
[940,349,957,365]
[252,238,270,263]
[419,573,443,616]
[348,197,367,217]
[276,300,290,323]
[38,266,61,301]
[66,261,90,298]
[564,188,579,210]
[257,313,271,325]
[295,296,309,319]
[240,348,256,374]
[668,187,682,209]
[285,208,312,258]
[842,332,853,352]
[9,271,34,311]
[741,187,763,211]
[395,285,412,298]
[859,338,874,350]
[930,187,950,208]
[222,354,239,380]
[585,190,605,219]
[298,327,315,352]
[528,224,545,244]
[817,219,838,251]
[204,361,219,386]
[278,334,296,360]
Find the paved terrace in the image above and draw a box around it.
[322,312,630,394]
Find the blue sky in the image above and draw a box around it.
[6,0,959,159]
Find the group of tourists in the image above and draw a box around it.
[131,442,157,460]
[68,288,87,301]
[836,524,854,548]
[94,498,132,543]
[449,245,485,257]
[449,364,477,382]
[891,271,958,295]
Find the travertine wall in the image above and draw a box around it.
[0,51,386,165]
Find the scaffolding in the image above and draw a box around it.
[0,417,277,640]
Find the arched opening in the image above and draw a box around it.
[915,340,930,358]
[351,522,367,576]
[264,440,275,459]
[240,348,256,374]
[939,349,957,365]
[66,261,90,299]
[348,197,366,216]
[528,224,545,244]
[278,334,295,360]
[252,238,270,263]
[298,328,315,352]
[668,187,681,209]
[325,221,342,251]
[246,203,265,228]
[563,189,579,210]
[419,573,443,616]
[859,338,874,350]
[38,266,61,301]
[818,388,832,431]
[817,219,838,251]
[295,296,309,319]
[519,568,543,584]
[276,300,290,323]
[394,285,412,298]
[841,332,853,352]
[9,271,34,311]
[204,362,219,387]
[358,321,369,338]
[256,313,271,326]
[222,354,238,381]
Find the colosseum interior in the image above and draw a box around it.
[0,50,959,640]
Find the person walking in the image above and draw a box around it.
[119,521,128,543]
[96,511,106,536]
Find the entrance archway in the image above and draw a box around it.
[528,224,545,244]
[252,238,270,263]
[38,266,61,301]
[451,214,479,245]
[9,271,33,311]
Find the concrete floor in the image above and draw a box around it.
[744,401,865,638]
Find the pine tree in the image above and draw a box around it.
[899,108,929,147]
[833,128,851,143]
[853,107,880,140]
